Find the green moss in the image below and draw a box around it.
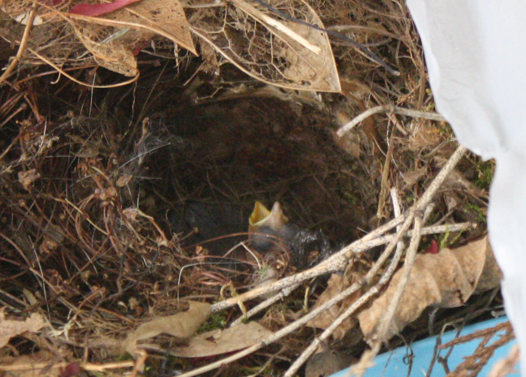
[198,311,228,333]
[438,226,464,250]
[474,159,495,190]
[464,202,487,224]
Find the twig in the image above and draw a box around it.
[391,188,403,231]
[337,105,447,137]
[187,200,420,377]
[283,208,414,377]
[233,221,474,317]
[288,145,467,376]
[0,3,36,86]
[28,48,139,89]
[230,283,301,326]
[0,360,135,372]
[210,221,474,313]
[338,222,474,255]
[377,214,423,341]
[284,187,409,376]
[129,349,148,377]
[352,145,467,375]
[191,146,467,376]
[415,146,467,212]
[423,202,436,224]
[488,343,520,377]
[210,214,405,312]
[377,124,396,218]
[230,0,321,54]
[354,215,424,376]
[180,248,388,376]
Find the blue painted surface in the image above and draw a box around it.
[330,316,518,377]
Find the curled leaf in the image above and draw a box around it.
[358,236,502,342]
[171,322,273,358]
[307,272,362,340]
[191,0,340,92]
[0,312,47,349]
[125,301,211,355]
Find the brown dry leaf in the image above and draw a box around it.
[116,174,133,187]
[18,169,40,191]
[0,312,47,349]
[71,21,139,76]
[93,40,139,77]
[192,0,340,92]
[358,236,502,343]
[402,167,427,188]
[65,0,194,76]
[171,321,273,357]
[407,122,443,151]
[307,273,362,340]
[124,301,211,355]
[305,350,353,377]
[118,0,195,54]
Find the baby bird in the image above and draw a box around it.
[170,200,331,281]
[248,201,296,286]
[249,201,332,269]
[249,201,299,254]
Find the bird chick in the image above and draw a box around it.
[249,201,332,269]
[249,201,299,253]
[248,201,300,286]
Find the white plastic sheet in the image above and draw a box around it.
[407,1,526,372]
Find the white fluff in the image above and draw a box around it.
[407,1,526,372]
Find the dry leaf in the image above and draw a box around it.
[125,301,211,355]
[93,41,139,77]
[18,169,40,191]
[402,167,427,187]
[116,174,133,187]
[358,236,502,343]
[171,321,273,357]
[191,0,340,92]
[0,312,47,349]
[121,0,195,54]
[67,0,195,76]
[305,350,352,377]
[307,272,363,340]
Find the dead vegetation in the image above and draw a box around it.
[0,0,511,376]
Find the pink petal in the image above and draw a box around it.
[69,0,143,17]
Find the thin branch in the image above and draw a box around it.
[180,214,413,377]
[337,105,447,137]
[352,145,467,375]
[230,283,301,326]
[356,215,423,376]
[286,145,467,376]
[283,209,414,377]
[188,146,468,376]
[211,214,405,312]
[0,4,37,85]
[415,146,467,212]
[210,220,474,313]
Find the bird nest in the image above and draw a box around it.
[0,0,510,376]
